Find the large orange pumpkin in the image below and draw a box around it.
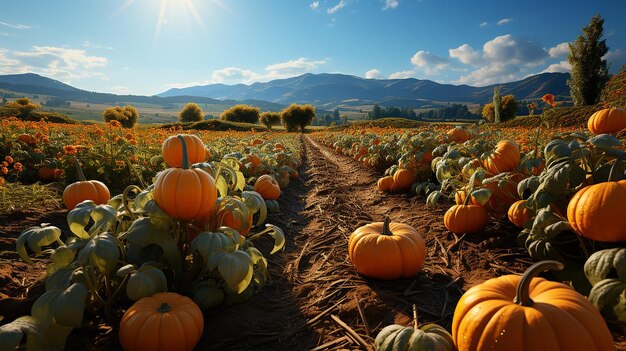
[253,174,281,200]
[119,292,204,351]
[154,135,217,221]
[447,127,470,143]
[483,140,520,174]
[348,218,426,280]
[444,204,487,234]
[63,158,110,210]
[587,107,626,134]
[393,169,416,190]
[38,166,61,181]
[479,171,526,213]
[452,260,614,351]
[567,156,626,242]
[377,176,397,193]
[162,134,206,168]
[508,200,532,228]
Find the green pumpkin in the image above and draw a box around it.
[584,248,626,323]
[125,265,168,301]
[374,323,455,351]
[265,199,280,214]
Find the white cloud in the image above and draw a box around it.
[455,63,520,86]
[410,50,448,75]
[310,1,319,10]
[479,22,488,28]
[327,0,349,14]
[483,34,546,64]
[365,69,383,79]
[548,42,570,58]
[605,48,626,73]
[0,46,108,80]
[383,0,399,10]
[265,57,327,77]
[389,70,415,79]
[82,40,114,50]
[540,61,571,73]
[497,18,512,26]
[449,44,482,66]
[0,21,30,30]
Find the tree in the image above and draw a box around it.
[1,97,7,105]
[4,97,40,119]
[102,105,139,128]
[371,104,381,119]
[220,104,260,123]
[493,87,502,123]
[481,95,519,122]
[280,103,316,132]
[178,103,204,122]
[567,14,609,106]
[259,111,281,131]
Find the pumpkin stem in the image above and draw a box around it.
[608,152,626,182]
[514,260,564,307]
[158,302,171,313]
[73,157,86,181]
[177,135,190,169]
[382,217,393,236]
[412,304,418,331]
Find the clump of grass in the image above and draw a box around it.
[0,182,63,215]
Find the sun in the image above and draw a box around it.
[154,0,206,44]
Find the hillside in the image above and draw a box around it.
[158,72,571,108]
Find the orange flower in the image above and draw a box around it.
[541,93,556,107]
[108,120,122,128]
[0,177,4,187]
[53,169,65,177]
[1,161,7,167]
[64,145,78,155]
[14,162,23,172]
[5,156,14,163]
[115,160,126,168]
[129,139,137,145]
[125,133,134,140]
[1,167,7,175]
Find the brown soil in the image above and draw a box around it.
[1,135,624,350]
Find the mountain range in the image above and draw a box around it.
[0,72,571,112]
[158,72,571,108]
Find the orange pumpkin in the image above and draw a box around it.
[220,211,253,236]
[119,292,204,351]
[567,156,626,242]
[508,200,532,228]
[254,174,281,200]
[587,107,626,134]
[348,218,426,280]
[483,140,520,174]
[63,158,110,210]
[162,134,206,168]
[393,169,416,190]
[447,127,470,143]
[247,153,262,168]
[452,260,614,351]
[377,176,397,192]
[444,204,487,234]
[478,171,526,213]
[38,166,60,181]
[17,134,37,146]
[154,136,217,221]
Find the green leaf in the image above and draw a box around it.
[126,265,168,301]
[125,218,181,274]
[53,283,88,328]
[470,188,491,206]
[218,251,253,294]
[116,263,137,278]
[543,221,573,240]
[32,290,62,326]
[243,191,267,226]
[67,201,117,240]
[48,246,75,274]
[589,134,622,151]
[426,191,441,206]
[261,224,285,255]
[216,175,229,198]
[0,316,40,350]
[77,233,120,275]
[16,224,62,264]
[46,266,76,291]
[191,231,236,271]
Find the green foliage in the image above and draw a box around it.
[259,111,281,131]
[220,104,260,124]
[567,14,609,106]
[601,64,626,108]
[280,103,316,132]
[102,105,139,128]
[178,103,204,122]
[4,97,40,119]
[493,87,502,123]
[482,95,519,123]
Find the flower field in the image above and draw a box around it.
[1,109,626,350]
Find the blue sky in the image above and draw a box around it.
[1,0,625,95]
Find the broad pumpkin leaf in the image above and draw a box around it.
[16,224,62,264]
[125,218,181,274]
[31,289,62,327]
[52,283,88,328]
[0,316,40,351]
[46,266,76,291]
[77,233,120,275]
[107,194,124,211]
[260,224,285,255]
[26,321,73,351]
[469,188,491,207]
[192,280,225,310]
[143,200,172,228]
[131,186,154,212]
[426,191,441,206]
[191,231,237,271]
[67,201,117,240]
[585,248,626,285]
[116,263,137,278]
[217,250,253,294]
[216,175,229,198]
[126,265,168,301]
[589,134,621,151]
[48,246,75,274]
[242,191,267,226]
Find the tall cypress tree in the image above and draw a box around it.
[567,14,609,106]
[493,86,502,123]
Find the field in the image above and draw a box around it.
[1,112,626,351]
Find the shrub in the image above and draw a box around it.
[281,104,316,132]
[178,103,204,122]
[4,97,40,119]
[481,95,519,123]
[102,105,139,128]
[259,111,281,131]
[220,104,260,124]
